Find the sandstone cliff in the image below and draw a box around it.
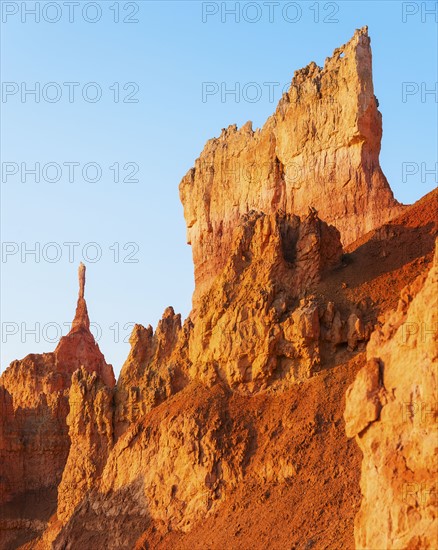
[180,26,403,303]
[38,198,435,549]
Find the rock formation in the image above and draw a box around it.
[114,307,188,438]
[1,28,436,550]
[184,210,347,389]
[57,367,114,523]
[344,240,437,550]
[0,263,115,510]
[180,26,403,303]
[54,264,115,388]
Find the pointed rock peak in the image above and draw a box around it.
[157,306,182,337]
[355,25,368,37]
[54,264,116,388]
[129,323,154,347]
[71,263,90,332]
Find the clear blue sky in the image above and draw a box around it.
[1,1,437,375]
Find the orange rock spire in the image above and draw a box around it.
[71,263,90,332]
[78,262,85,299]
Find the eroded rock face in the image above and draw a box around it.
[0,355,71,506]
[57,367,114,523]
[49,363,364,550]
[0,264,115,505]
[344,241,438,549]
[114,307,188,438]
[43,208,370,545]
[180,26,403,302]
[185,210,346,389]
[112,211,353,419]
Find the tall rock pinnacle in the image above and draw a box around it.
[0,265,115,507]
[79,261,86,299]
[54,264,115,387]
[71,262,90,332]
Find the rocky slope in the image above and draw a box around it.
[0,28,437,550]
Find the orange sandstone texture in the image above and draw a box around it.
[0,264,115,509]
[344,240,438,550]
[0,29,437,550]
[39,201,435,549]
[180,26,403,303]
